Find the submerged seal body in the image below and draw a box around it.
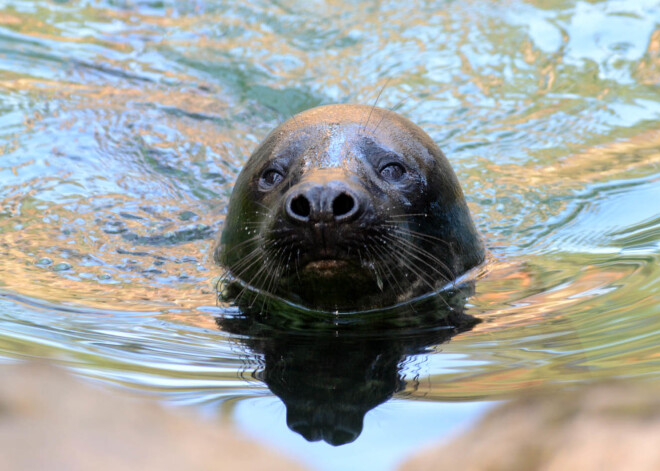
[215,104,484,311]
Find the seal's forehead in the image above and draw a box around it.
[273,122,365,168]
[270,104,439,168]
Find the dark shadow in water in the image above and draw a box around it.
[217,284,479,446]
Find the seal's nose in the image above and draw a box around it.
[285,181,361,224]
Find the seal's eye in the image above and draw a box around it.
[260,169,284,188]
[379,162,406,182]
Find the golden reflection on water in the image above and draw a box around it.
[636,28,660,86]
[537,128,660,184]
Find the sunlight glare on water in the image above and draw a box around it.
[1,0,659,469]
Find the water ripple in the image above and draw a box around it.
[1,0,659,464]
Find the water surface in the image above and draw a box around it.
[1,0,659,469]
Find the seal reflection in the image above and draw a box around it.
[217,284,479,446]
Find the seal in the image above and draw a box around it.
[215,104,485,311]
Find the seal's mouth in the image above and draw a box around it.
[299,246,356,274]
[299,257,374,289]
[304,259,351,272]
[301,257,367,280]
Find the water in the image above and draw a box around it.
[1,0,659,469]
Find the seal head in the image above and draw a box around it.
[216,104,484,311]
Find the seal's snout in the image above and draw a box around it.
[285,181,362,224]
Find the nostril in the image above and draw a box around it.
[289,195,311,219]
[332,192,355,218]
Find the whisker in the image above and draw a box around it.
[222,247,265,278]
[243,248,283,308]
[362,77,391,134]
[387,225,452,247]
[255,249,285,312]
[368,240,419,314]
[219,234,262,253]
[232,257,268,304]
[365,240,407,300]
[372,89,416,133]
[383,233,455,282]
[393,236,455,281]
[383,242,453,309]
